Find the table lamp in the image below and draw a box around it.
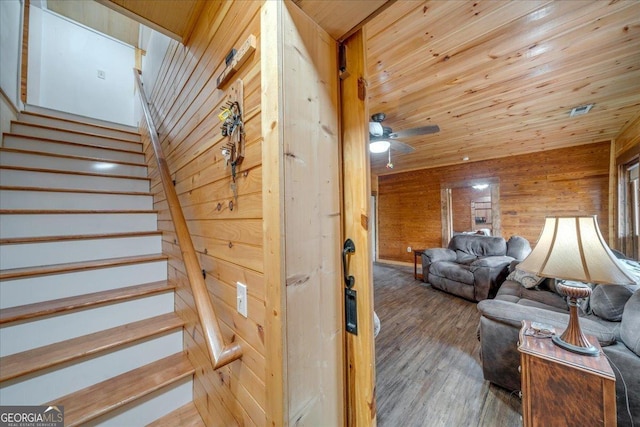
[517,216,636,356]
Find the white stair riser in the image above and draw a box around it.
[0,261,167,309]
[0,190,153,211]
[0,151,147,177]
[0,213,158,238]
[11,123,142,153]
[91,378,192,427]
[18,113,141,143]
[1,235,162,269]
[23,105,138,133]
[0,331,183,405]
[0,169,149,192]
[0,292,174,356]
[3,135,145,163]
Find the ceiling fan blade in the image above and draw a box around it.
[389,125,440,139]
[389,139,415,154]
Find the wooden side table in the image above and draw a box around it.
[413,249,425,280]
[518,320,617,427]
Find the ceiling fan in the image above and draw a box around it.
[369,112,440,154]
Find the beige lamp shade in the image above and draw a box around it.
[518,216,636,285]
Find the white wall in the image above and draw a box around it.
[0,0,23,137]
[140,26,171,97]
[28,7,135,126]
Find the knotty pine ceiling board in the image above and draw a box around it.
[47,0,139,47]
[98,0,205,42]
[293,0,390,40]
[366,0,640,175]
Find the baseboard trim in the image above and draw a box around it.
[1,88,20,142]
[0,87,20,116]
[375,259,414,268]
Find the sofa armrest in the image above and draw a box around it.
[421,248,456,283]
[477,299,617,346]
[471,255,514,269]
[470,256,513,300]
[423,248,456,263]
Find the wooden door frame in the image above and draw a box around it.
[440,179,501,245]
[340,28,377,427]
[262,2,348,425]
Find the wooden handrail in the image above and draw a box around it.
[133,69,242,369]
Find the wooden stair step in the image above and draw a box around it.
[0,230,162,245]
[0,280,174,325]
[0,209,156,215]
[0,185,152,196]
[0,253,165,281]
[11,121,141,145]
[3,133,143,155]
[20,107,139,133]
[0,147,147,167]
[46,352,194,427]
[146,402,206,427]
[0,164,150,181]
[19,111,141,139]
[0,313,184,382]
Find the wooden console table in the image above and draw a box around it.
[413,249,425,280]
[518,320,616,427]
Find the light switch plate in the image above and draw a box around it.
[237,282,247,317]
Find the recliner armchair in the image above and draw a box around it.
[421,234,531,301]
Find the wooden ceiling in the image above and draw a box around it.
[47,0,139,47]
[75,1,639,177]
[293,0,391,40]
[97,0,205,42]
[365,1,640,175]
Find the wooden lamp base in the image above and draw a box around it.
[552,281,599,356]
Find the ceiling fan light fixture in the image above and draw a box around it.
[369,122,384,137]
[472,184,489,190]
[369,140,391,153]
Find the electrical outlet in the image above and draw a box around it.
[407,246,412,253]
[237,282,247,318]
[97,70,106,79]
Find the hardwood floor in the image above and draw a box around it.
[374,263,522,427]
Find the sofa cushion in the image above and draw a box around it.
[430,261,474,285]
[496,280,568,311]
[505,268,543,289]
[620,290,640,356]
[455,251,477,265]
[590,284,636,322]
[448,234,507,257]
[477,299,617,346]
[505,235,531,261]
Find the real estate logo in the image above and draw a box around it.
[0,406,64,427]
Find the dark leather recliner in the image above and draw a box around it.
[421,234,531,301]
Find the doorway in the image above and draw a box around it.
[441,180,501,246]
[619,157,639,260]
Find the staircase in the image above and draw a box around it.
[0,107,205,426]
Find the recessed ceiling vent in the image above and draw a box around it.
[569,104,594,118]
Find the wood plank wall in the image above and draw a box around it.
[141,1,266,425]
[451,187,473,233]
[616,113,640,159]
[279,4,343,424]
[377,142,611,263]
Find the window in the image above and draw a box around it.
[619,157,639,260]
